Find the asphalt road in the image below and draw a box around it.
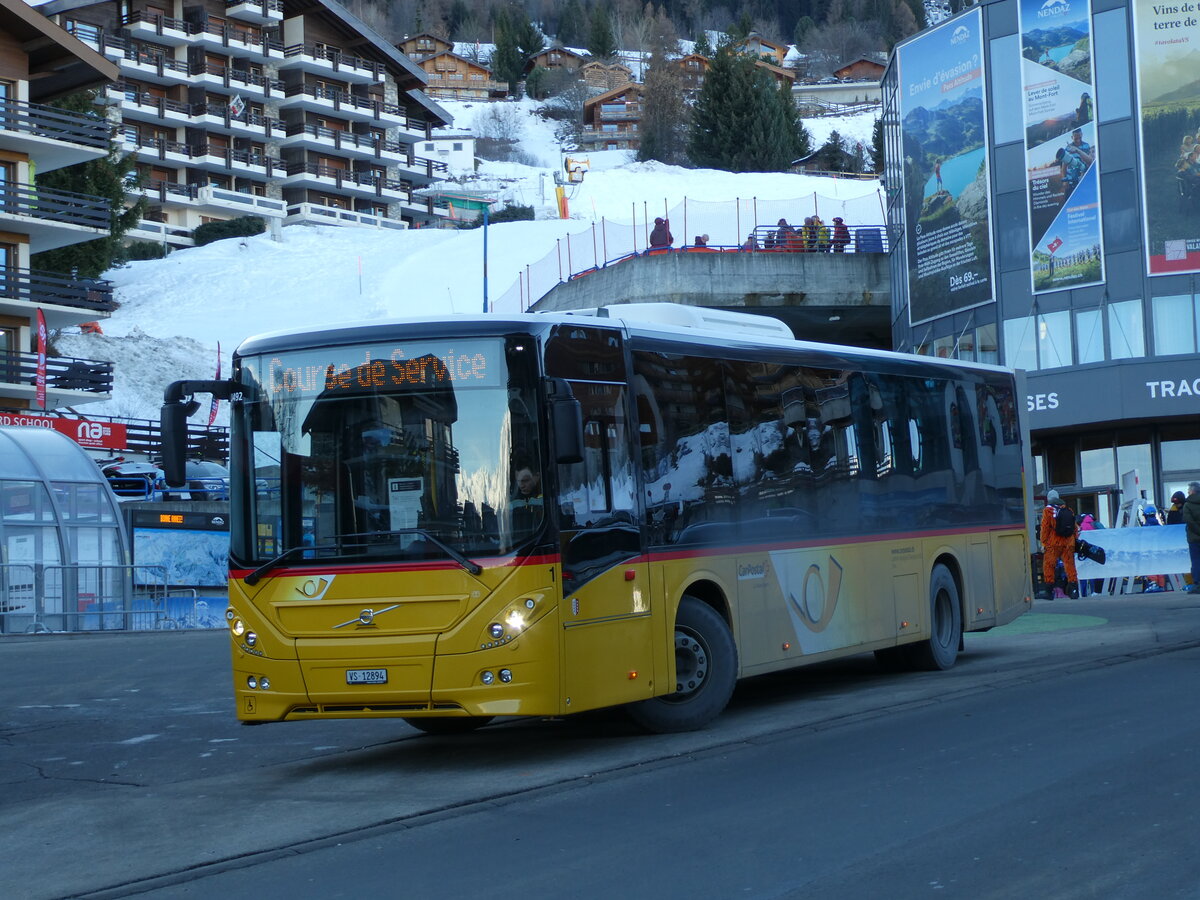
[3,592,1199,899]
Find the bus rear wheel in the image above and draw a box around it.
[626,595,737,733]
[907,563,962,671]
[402,715,494,735]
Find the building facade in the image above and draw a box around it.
[40,0,453,247]
[884,0,1200,525]
[0,0,119,412]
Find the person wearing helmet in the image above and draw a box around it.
[1039,489,1078,599]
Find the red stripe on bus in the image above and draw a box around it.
[230,552,561,580]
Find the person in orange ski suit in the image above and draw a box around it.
[1040,489,1078,599]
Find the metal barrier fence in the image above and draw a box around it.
[493,189,888,313]
[0,563,225,634]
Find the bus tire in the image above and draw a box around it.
[908,563,962,671]
[626,595,737,733]
[402,716,494,735]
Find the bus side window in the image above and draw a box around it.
[557,380,639,593]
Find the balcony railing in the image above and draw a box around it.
[122,50,192,78]
[282,83,400,118]
[0,100,110,149]
[116,84,192,118]
[281,44,385,79]
[0,183,110,230]
[0,268,115,313]
[193,21,284,54]
[189,63,284,94]
[191,144,282,171]
[226,0,284,18]
[285,162,407,195]
[120,11,191,35]
[141,179,199,202]
[0,352,113,394]
[194,103,282,134]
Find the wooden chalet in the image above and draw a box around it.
[526,45,587,74]
[833,57,886,82]
[397,33,453,62]
[733,32,787,65]
[581,59,632,92]
[412,49,505,100]
[581,83,643,150]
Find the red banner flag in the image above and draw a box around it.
[35,308,46,411]
[207,342,221,426]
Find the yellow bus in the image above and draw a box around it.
[160,304,1031,733]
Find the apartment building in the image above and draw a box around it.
[40,0,452,247]
[0,0,119,412]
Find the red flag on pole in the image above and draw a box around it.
[35,309,47,411]
[207,342,221,426]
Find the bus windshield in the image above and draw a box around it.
[233,336,543,566]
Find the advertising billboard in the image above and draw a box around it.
[1020,0,1105,292]
[1133,0,1200,274]
[897,10,995,325]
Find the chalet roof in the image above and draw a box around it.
[399,32,453,47]
[530,45,588,61]
[2,0,117,100]
[583,82,644,108]
[418,49,491,72]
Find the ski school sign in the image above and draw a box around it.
[0,413,127,449]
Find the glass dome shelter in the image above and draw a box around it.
[0,425,131,634]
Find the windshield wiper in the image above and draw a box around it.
[353,528,483,576]
[244,543,336,586]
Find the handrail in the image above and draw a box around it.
[0,99,110,149]
[0,267,115,313]
[0,351,113,393]
[280,43,384,78]
[0,182,110,230]
[189,62,285,93]
[0,409,229,460]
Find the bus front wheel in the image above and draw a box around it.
[402,715,494,735]
[908,563,962,671]
[626,596,737,733]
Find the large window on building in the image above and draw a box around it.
[1152,294,1199,356]
[1004,312,1073,370]
[1075,308,1105,364]
[1108,299,1145,359]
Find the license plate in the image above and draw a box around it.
[345,668,387,685]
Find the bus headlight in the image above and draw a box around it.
[505,610,526,632]
[247,676,258,689]
[488,623,504,639]
[499,669,513,683]
[480,670,495,685]
[232,619,245,637]
[259,677,270,690]
[245,631,257,647]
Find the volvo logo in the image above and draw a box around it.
[332,604,401,629]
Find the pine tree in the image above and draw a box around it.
[490,8,526,94]
[638,8,688,165]
[30,91,145,277]
[688,49,809,172]
[871,116,885,173]
[555,0,589,46]
[587,5,618,59]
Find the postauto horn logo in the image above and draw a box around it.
[790,556,843,633]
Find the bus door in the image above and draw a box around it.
[545,325,657,711]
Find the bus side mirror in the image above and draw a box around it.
[160,400,189,487]
[546,377,583,465]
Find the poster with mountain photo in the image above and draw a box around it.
[1133,0,1200,275]
[897,10,995,325]
[1020,0,1105,292]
